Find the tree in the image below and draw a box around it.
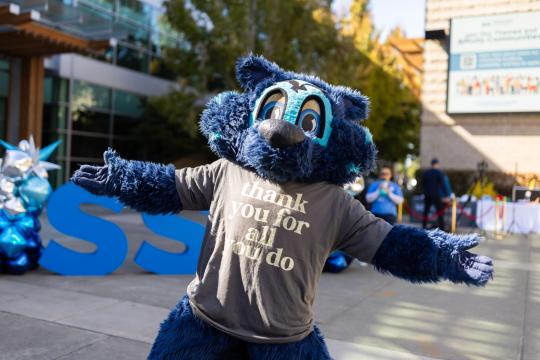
[137,0,420,165]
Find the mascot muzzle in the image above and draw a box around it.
[258,119,305,148]
[251,79,334,148]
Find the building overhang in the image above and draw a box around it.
[0,3,109,57]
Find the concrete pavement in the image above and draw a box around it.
[0,208,538,360]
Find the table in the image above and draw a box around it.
[476,200,540,234]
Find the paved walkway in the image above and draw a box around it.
[0,209,538,359]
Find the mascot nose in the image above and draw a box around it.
[258,119,306,148]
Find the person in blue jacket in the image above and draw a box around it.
[366,166,403,225]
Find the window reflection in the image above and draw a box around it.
[73,80,111,111]
[72,110,110,134]
[71,135,110,159]
[43,74,150,183]
[117,44,149,73]
[114,90,144,118]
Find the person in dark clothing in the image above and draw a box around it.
[422,158,450,229]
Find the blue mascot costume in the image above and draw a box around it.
[72,55,493,359]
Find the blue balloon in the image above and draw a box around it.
[324,251,354,273]
[0,208,43,273]
[0,227,26,258]
[7,252,30,274]
[0,137,61,274]
[18,176,52,209]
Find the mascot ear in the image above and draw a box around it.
[236,54,283,91]
[340,88,370,121]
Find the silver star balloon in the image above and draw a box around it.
[0,136,61,214]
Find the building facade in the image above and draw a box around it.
[0,0,179,186]
[422,0,540,182]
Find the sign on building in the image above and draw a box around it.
[448,11,540,113]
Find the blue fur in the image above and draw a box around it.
[148,295,332,360]
[372,225,493,286]
[71,149,182,215]
[106,150,182,215]
[201,55,375,185]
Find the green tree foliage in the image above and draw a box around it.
[138,0,420,166]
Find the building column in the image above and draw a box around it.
[18,56,44,146]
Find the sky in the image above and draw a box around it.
[334,0,426,40]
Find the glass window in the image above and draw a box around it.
[43,104,68,133]
[44,76,53,104]
[120,24,150,47]
[0,99,6,140]
[72,109,111,134]
[41,133,67,164]
[118,0,152,26]
[116,44,149,73]
[112,137,141,160]
[114,90,144,118]
[70,135,110,158]
[83,0,114,12]
[0,60,8,71]
[73,80,111,112]
[0,71,8,98]
[44,76,69,104]
[49,159,67,188]
[95,46,115,64]
[113,113,140,137]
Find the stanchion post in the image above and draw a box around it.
[451,197,457,233]
[397,202,403,224]
[495,197,501,239]
[500,197,506,236]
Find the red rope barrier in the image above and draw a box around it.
[404,202,450,222]
[404,201,495,222]
[456,203,495,221]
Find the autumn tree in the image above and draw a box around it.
[137,0,420,166]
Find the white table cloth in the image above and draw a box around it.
[476,200,540,234]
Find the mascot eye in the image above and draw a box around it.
[257,91,286,121]
[297,98,324,137]
[298,110,320,133]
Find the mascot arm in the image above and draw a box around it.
[371,225,493,286]
[71,149,182,215]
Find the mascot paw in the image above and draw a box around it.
[440,232,493,286]
[449,250,493,286]
[71,149,122,196]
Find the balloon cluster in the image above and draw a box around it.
[0,136,60,274]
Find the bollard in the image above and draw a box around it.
[451,197,457,233]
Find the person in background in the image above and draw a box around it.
[422,158,450,230]
[366,166,403,225]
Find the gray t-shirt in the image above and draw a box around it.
[175,159,392,343]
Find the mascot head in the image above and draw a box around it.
[200,55,376,185]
